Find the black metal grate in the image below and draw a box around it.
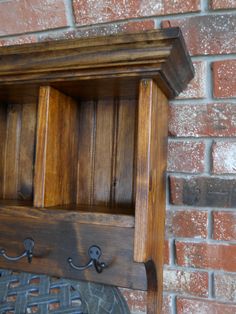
[0,269,83,314]
[0,269,130,314]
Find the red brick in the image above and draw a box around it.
[73,0,200,26]
[161,15,236,55]
[178,62,206,99]
[170,176,236,207]
[166,210,208,239]
[163,268,208,297]
[169,103,236,137]
[0,0,68,36]
[175,241,236,272]
[119,288,147,313]
[213,211,236,241]
[164,240,170,265]
[167,141,205,173]
[212,141,236,174]
[120,290,172,314]
[39,20,155,42]
[211,0,236,10]
[213,60,236,98]
[0,35,37,47]
[177,297,236,314]
[214,273,236,302]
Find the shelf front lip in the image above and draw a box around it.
[0,202,135,228]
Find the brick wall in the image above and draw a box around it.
[0,1,235,313]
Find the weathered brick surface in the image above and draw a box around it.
[213,60,236,98]
[163,268,208,297]
[177,297,236,314]
[120,288,147,313]
[212,141,236,174]
[213,211,236,241]
[166,210,208,239]
[73,0,200,26]
[0,0,68,36]
[214,273,236,302]
[170,176,236,207]
[167,140,205,173]
[0,35,37,47]
[39,20,155,41]
[169,103,236,137]
[175,241,236,271]
[161,15,236,55]
[178,62,206,99]
[211,0,236,10]
[161,295,172,314]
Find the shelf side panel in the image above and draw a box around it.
[134,79,168,313]
[34,86,79,207]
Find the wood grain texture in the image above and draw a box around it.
[0,212,146,290]
[34,86,79,207]
[77,98,136,210]
[0,103,36,200]
[134,80,168,313]
[0,28,194,99]
[0,30,193,314]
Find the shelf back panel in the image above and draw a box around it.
[0,102,37,201]
[77,98,137,210]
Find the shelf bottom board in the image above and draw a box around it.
[0,200,135,228]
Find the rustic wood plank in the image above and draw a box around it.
[93,100,114,207]
[3,104,22,199]
[0,202,134,228]
[134,79,168,313]
[34,86,79,207]
[0,214,146,290]
[77,101,96,205]
[114,99,136,208]
[0,105,7,199]
[18,103,37,200]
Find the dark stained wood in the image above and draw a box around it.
[34,86,79,207]
[0,29,194,314]
[0,202,134,228]
[77,98,136,210]
[0,104,7,199]
[114,99,136,208]
[0,103,36,200]
[0,29,194,99]
[0,213,146,290]
[134,80,168,313]
[93,100,114,206]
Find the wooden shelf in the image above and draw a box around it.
[0,201,135,228]
[0,29,194,313]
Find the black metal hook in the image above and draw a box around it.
[68,245,107,274]
[0,238,34,264]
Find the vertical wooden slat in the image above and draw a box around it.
[93,100,114,206]
[18,103,37,200]
[77,101,96,205]
[3,104,22,199]
[34,86,79,207]
[0,105,7,198]
[115,99,136,208]
[134,79,168,314]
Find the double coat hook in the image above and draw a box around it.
[0,238,34,264]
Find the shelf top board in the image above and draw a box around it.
[0,28,194,100]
